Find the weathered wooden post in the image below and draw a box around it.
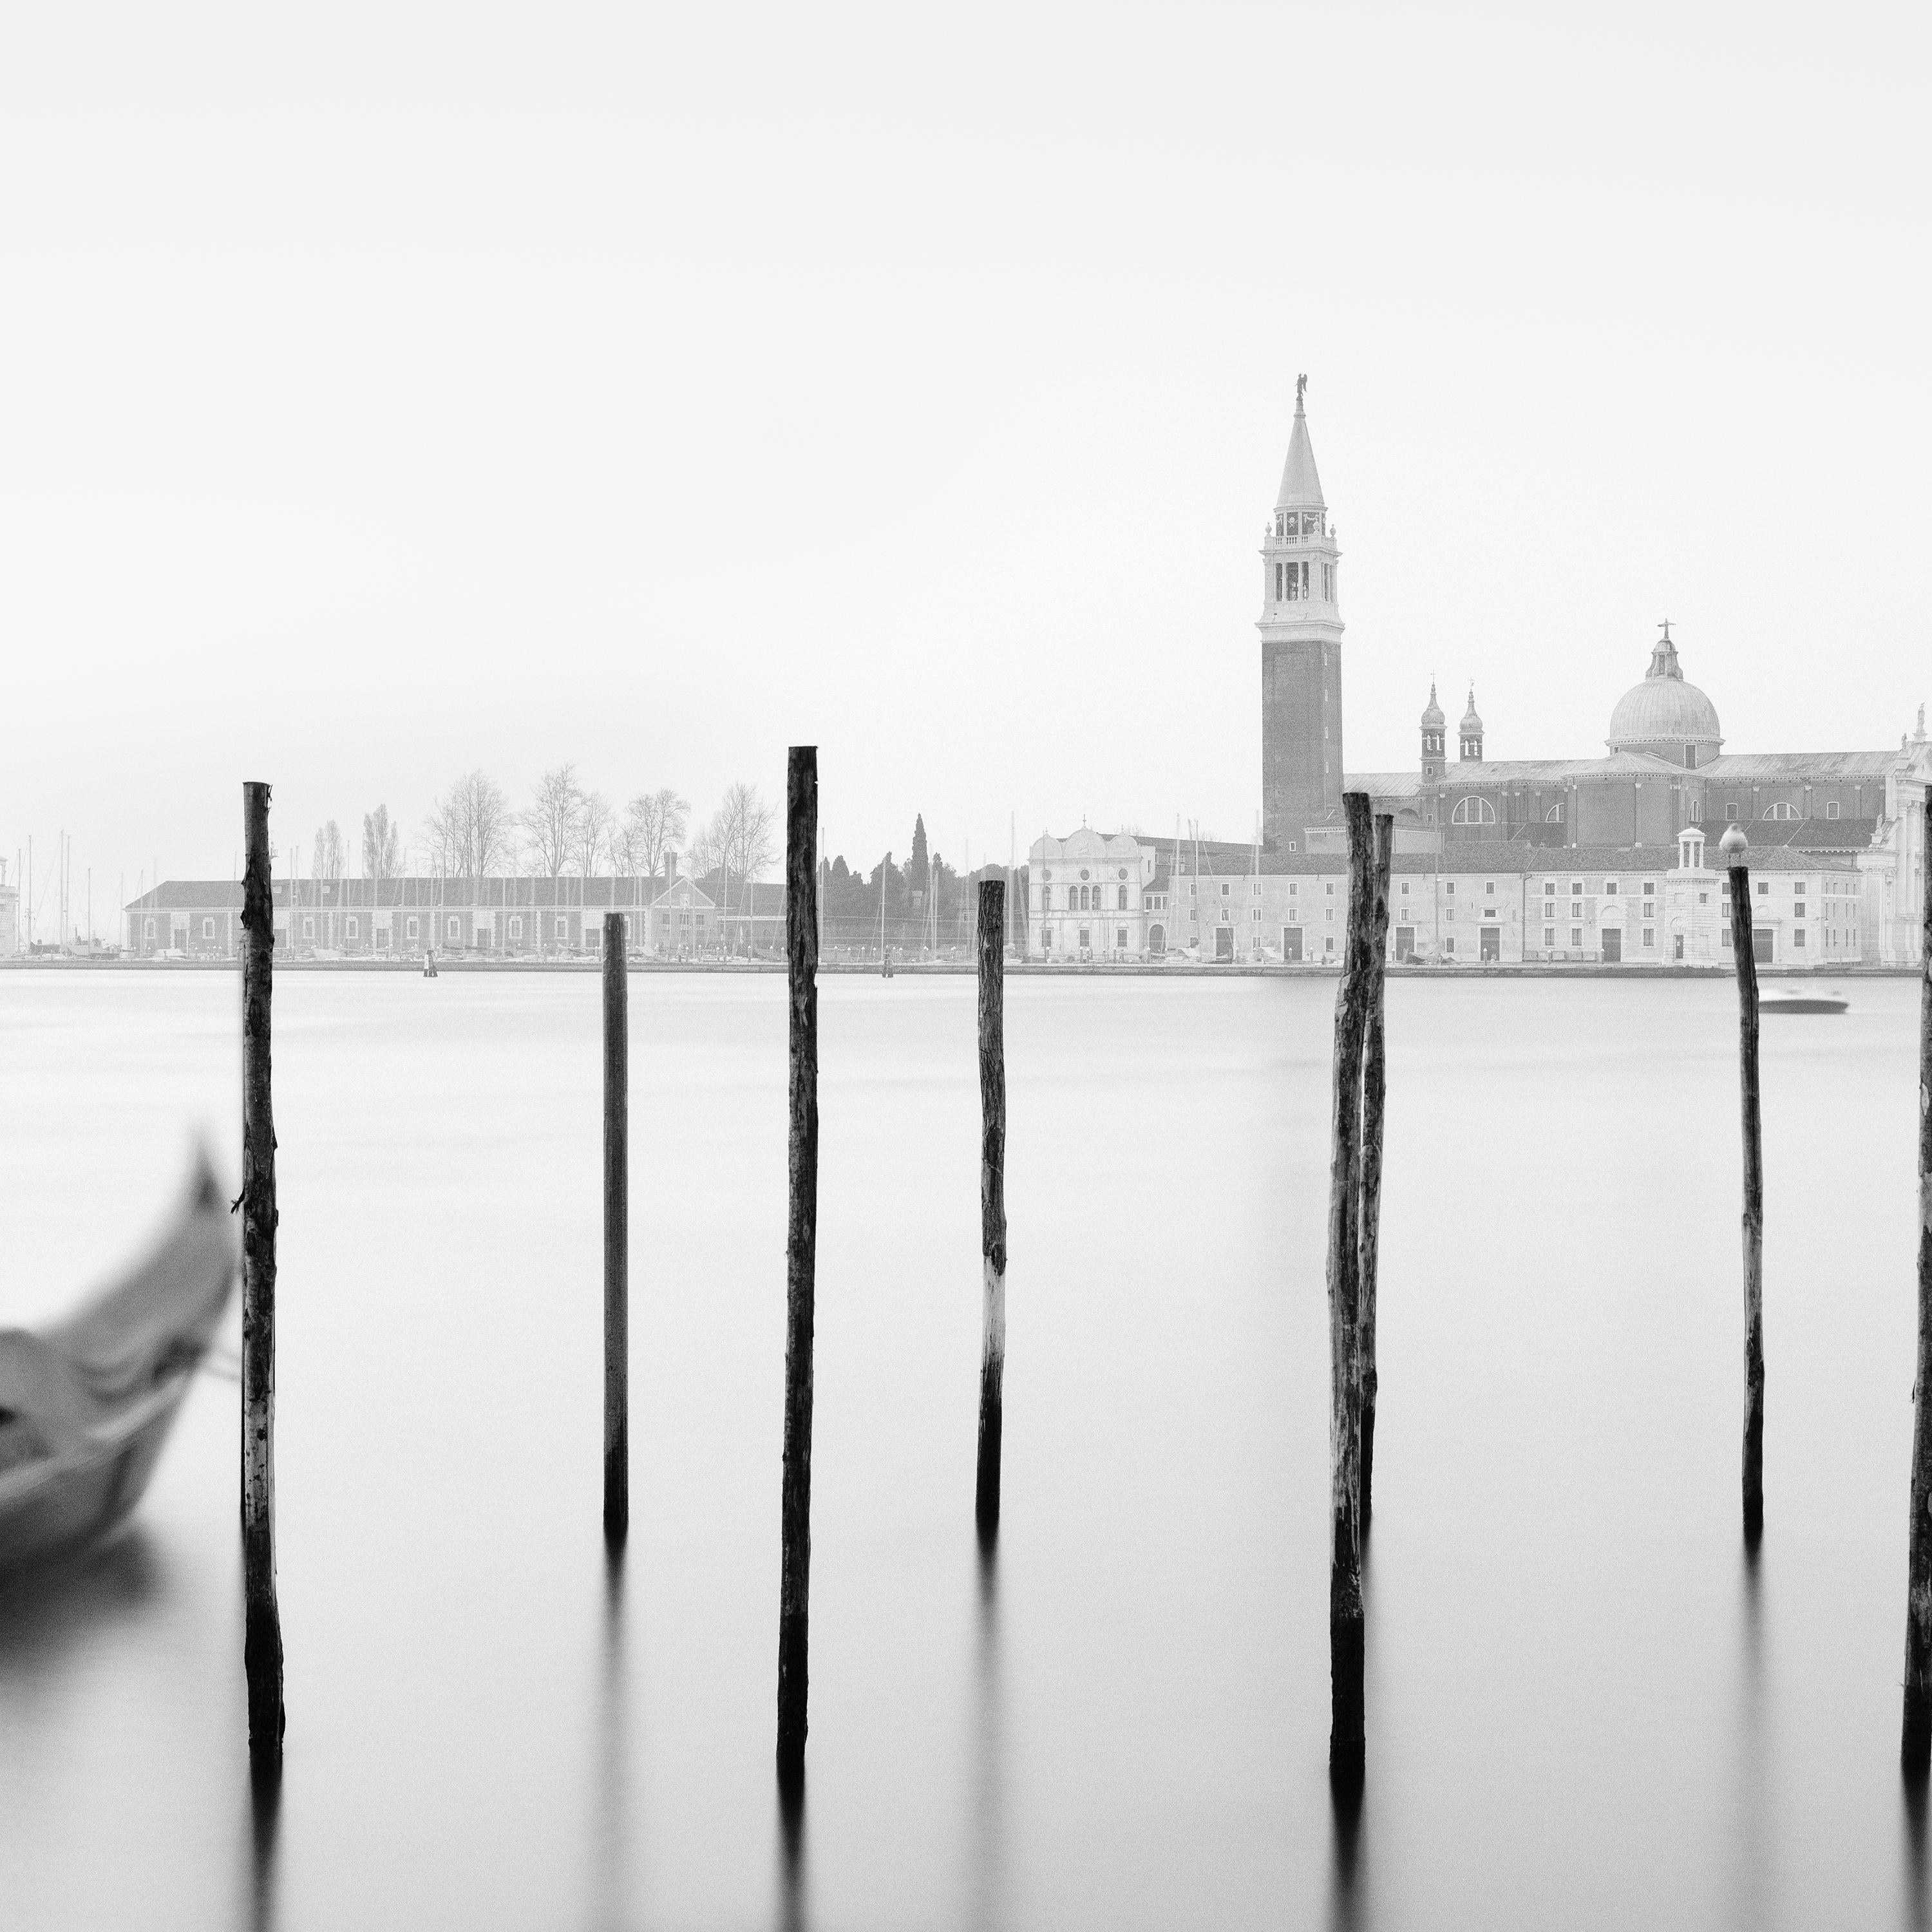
[603,911,629,1547]
[240,781,284,1775]
[1902,855,1932,1771]
[1720,824,1766,1543]
[975,878,1008,1541]
[777,746,819,1789]
[1358,813,1394,1530]
[1327,791,1376,1782]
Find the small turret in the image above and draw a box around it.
[1421,683,1446,781]
[1460,687,1484,763]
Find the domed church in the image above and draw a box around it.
[1030,383,1931,968]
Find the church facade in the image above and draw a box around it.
[1030,386,1929,966]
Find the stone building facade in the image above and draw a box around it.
[120,871,782,960]
[1028,384,1929,966]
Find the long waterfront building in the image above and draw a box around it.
[121,869,781,961]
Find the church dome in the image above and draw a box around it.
[1606,629,1722,763]
[1461,687,1483,732]
[1421,683,1445,729]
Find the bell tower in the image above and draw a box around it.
[1260,376,1345,853]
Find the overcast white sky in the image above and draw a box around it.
[2,3,1926,927]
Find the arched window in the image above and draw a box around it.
[1450,797,1497,826]
[1544,803,1562,822]
[1762,802,1799,820]
[1117,886,1128,911]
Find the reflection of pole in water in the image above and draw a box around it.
[967,1538,1007,1931]
[592,1547,630,1932]
[1324,1767,1363,1932]
[775,1777,808,1932]
[244,1770,281,1932]
[1906,1770,1930,1932]
[1729,1542,1771,1932]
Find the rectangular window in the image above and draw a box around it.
[202,918,214,939]
[1642,881,1655,895]
[1221,882,1230,896]
[1725,803,1739,820]
[1398,882,1407,896]
[1250,880,1260,895]
[1543,927,1555,947]
[1289,883,1299,896]
[1543,901,1555,918]
[1443,936,1455,954]
[447,916,460,940]
[1251,909,1260,922]
[303,917,315,940]
[1286,564,1298,601]
[1571,902,1582,919]
[510,916,523,938]
[1484,881,1495,893]
[1794,901,1806,918]
[1325,883,1335,896]
[1325,935,1335,952]
[1826,800,1841,820]
[1721,923,1732,947]
[1275,562,1283,600]
[1326,908,1334,922]
[1543,881,1555,895]
[1605,880,1619,896]
[1794,929,1806,947]
[406,917,420,940]
[1571,927,1583,947]
[556,917,568,938]
[1643,927,1654,947]
[1757,881,1769,896]
[345,916,358,940]
[1570,881,1584,895]
[1445,882,1455,896]
[1794,880,1808,894]
[1300,560,1310,596]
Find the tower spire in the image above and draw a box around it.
[1259,378,1344,851]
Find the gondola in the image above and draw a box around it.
[0,1156,238,1575]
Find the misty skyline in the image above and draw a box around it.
[3,6,1925,908]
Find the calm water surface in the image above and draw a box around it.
[1,968,1927,1929]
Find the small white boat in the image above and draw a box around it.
[1762,987,1849,1015]
[0,1158,237,1575]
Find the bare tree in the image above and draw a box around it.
[521,762,585,879]
[312,821,346,880]
[575,791,614,878]
[712,781,777,884]
[686,818,722,882]
[702,781,777,954]
[619,787,690,881]
[362,806,400,882]
[428,771,513,887]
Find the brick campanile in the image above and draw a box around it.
[1259,377,1344,853]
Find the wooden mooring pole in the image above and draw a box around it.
[1358,813,1393,1531]
[603,912,629,1547]
[777,746,819,1788]
[240,781,285,1776]
[1327,791,1376,1782]
[1720,826,1766,1543]
[1902,856,1932,1772]
[974,878,1008,1542]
